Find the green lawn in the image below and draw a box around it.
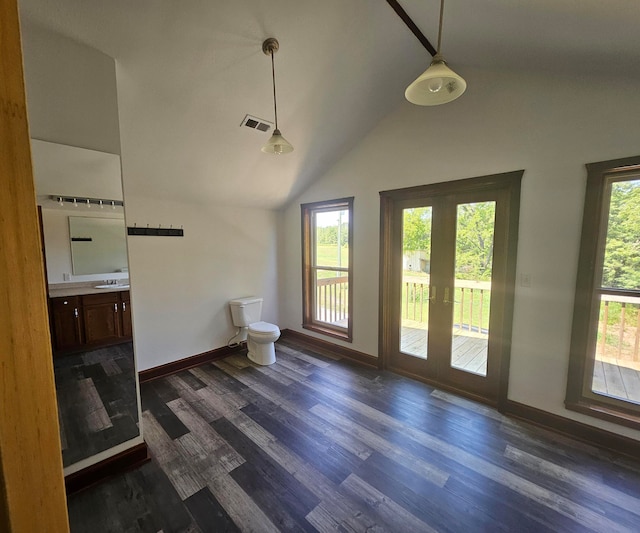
[316,244,349,277]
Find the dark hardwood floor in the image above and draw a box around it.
[67,337,640,532]
[55,341,139,466]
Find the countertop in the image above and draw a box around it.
[49,282,130,298]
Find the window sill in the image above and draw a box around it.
[565,399,640,431]
[302,323,352,343]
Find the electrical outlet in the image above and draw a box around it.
[63,272,71,281]
[520,273,532,287]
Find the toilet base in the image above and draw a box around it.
[247,339,276,365]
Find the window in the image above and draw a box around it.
[301,197,353,341]
[567,156,640,428]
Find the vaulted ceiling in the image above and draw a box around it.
[19,0,640,209]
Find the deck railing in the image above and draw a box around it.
[597,294,640,362]
[402,277,491,337]
[316,276,349,324]
[401,278,640,362]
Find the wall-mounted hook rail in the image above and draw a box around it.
[127,224,184,237]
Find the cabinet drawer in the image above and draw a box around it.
[51,296,81,310]
[82,292,119,305]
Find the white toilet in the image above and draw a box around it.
[229,297,280,365]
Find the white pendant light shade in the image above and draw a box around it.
[405,55,466,106]
[405,0,466,106]
[261,128,294,155]
[261,38,293,155]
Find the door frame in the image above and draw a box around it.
[379,171,523,407]
[0,0,70,528]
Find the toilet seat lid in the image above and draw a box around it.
[249,321,280,334]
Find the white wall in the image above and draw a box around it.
[279,66,640,441]
[22,23,128,284]
[122,195,279,371]
[41,207,127,283]
[21,21,121,154]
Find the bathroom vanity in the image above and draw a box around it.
[49,284,132,353]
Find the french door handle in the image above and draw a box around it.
[429,286,437,302]
[443,287,452,305]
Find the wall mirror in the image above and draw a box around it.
[69,216,128,276]
[31,139,141,471]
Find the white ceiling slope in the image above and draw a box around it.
[19,0,640,209]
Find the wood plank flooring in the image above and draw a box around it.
[54,341,140,466]
[67,337,640,532]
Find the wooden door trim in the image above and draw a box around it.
[379,171,523,406]
[0,0,70,529]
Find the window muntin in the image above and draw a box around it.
[302,198,353,341]
[567,161,640,427]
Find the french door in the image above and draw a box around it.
[380,172,522,404]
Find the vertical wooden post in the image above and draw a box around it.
[0,0,70,531]
[618,303,626,359]
[601,301,609,358]
[634,307,639,362]
[404,282,408,319]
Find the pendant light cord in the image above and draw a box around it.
[437,0,445,54]
[270,50,279,130]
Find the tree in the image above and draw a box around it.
[402,204,496,281]
[602,179,640,289]
[403,208,432,252]
[454,202,496,282]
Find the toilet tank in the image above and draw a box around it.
[229,297,263,326]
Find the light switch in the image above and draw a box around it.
[520,273,531,287]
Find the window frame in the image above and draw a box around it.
[566,155,640,429]
[301,197,354,342]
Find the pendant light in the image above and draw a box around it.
[261,38,293,155]
[405,0,466,106]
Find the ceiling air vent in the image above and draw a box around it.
[240,114,273,133]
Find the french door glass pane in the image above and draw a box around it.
[400,207,432,358]
[591,296,640,404]
[314,269,349,326]
[450,201,495,376]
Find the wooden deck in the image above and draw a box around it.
[593,358,640,403]
[401,326,488,376]
[401,326,640,402]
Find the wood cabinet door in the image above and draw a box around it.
[50,297,83,351]
[82,293,121,344]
